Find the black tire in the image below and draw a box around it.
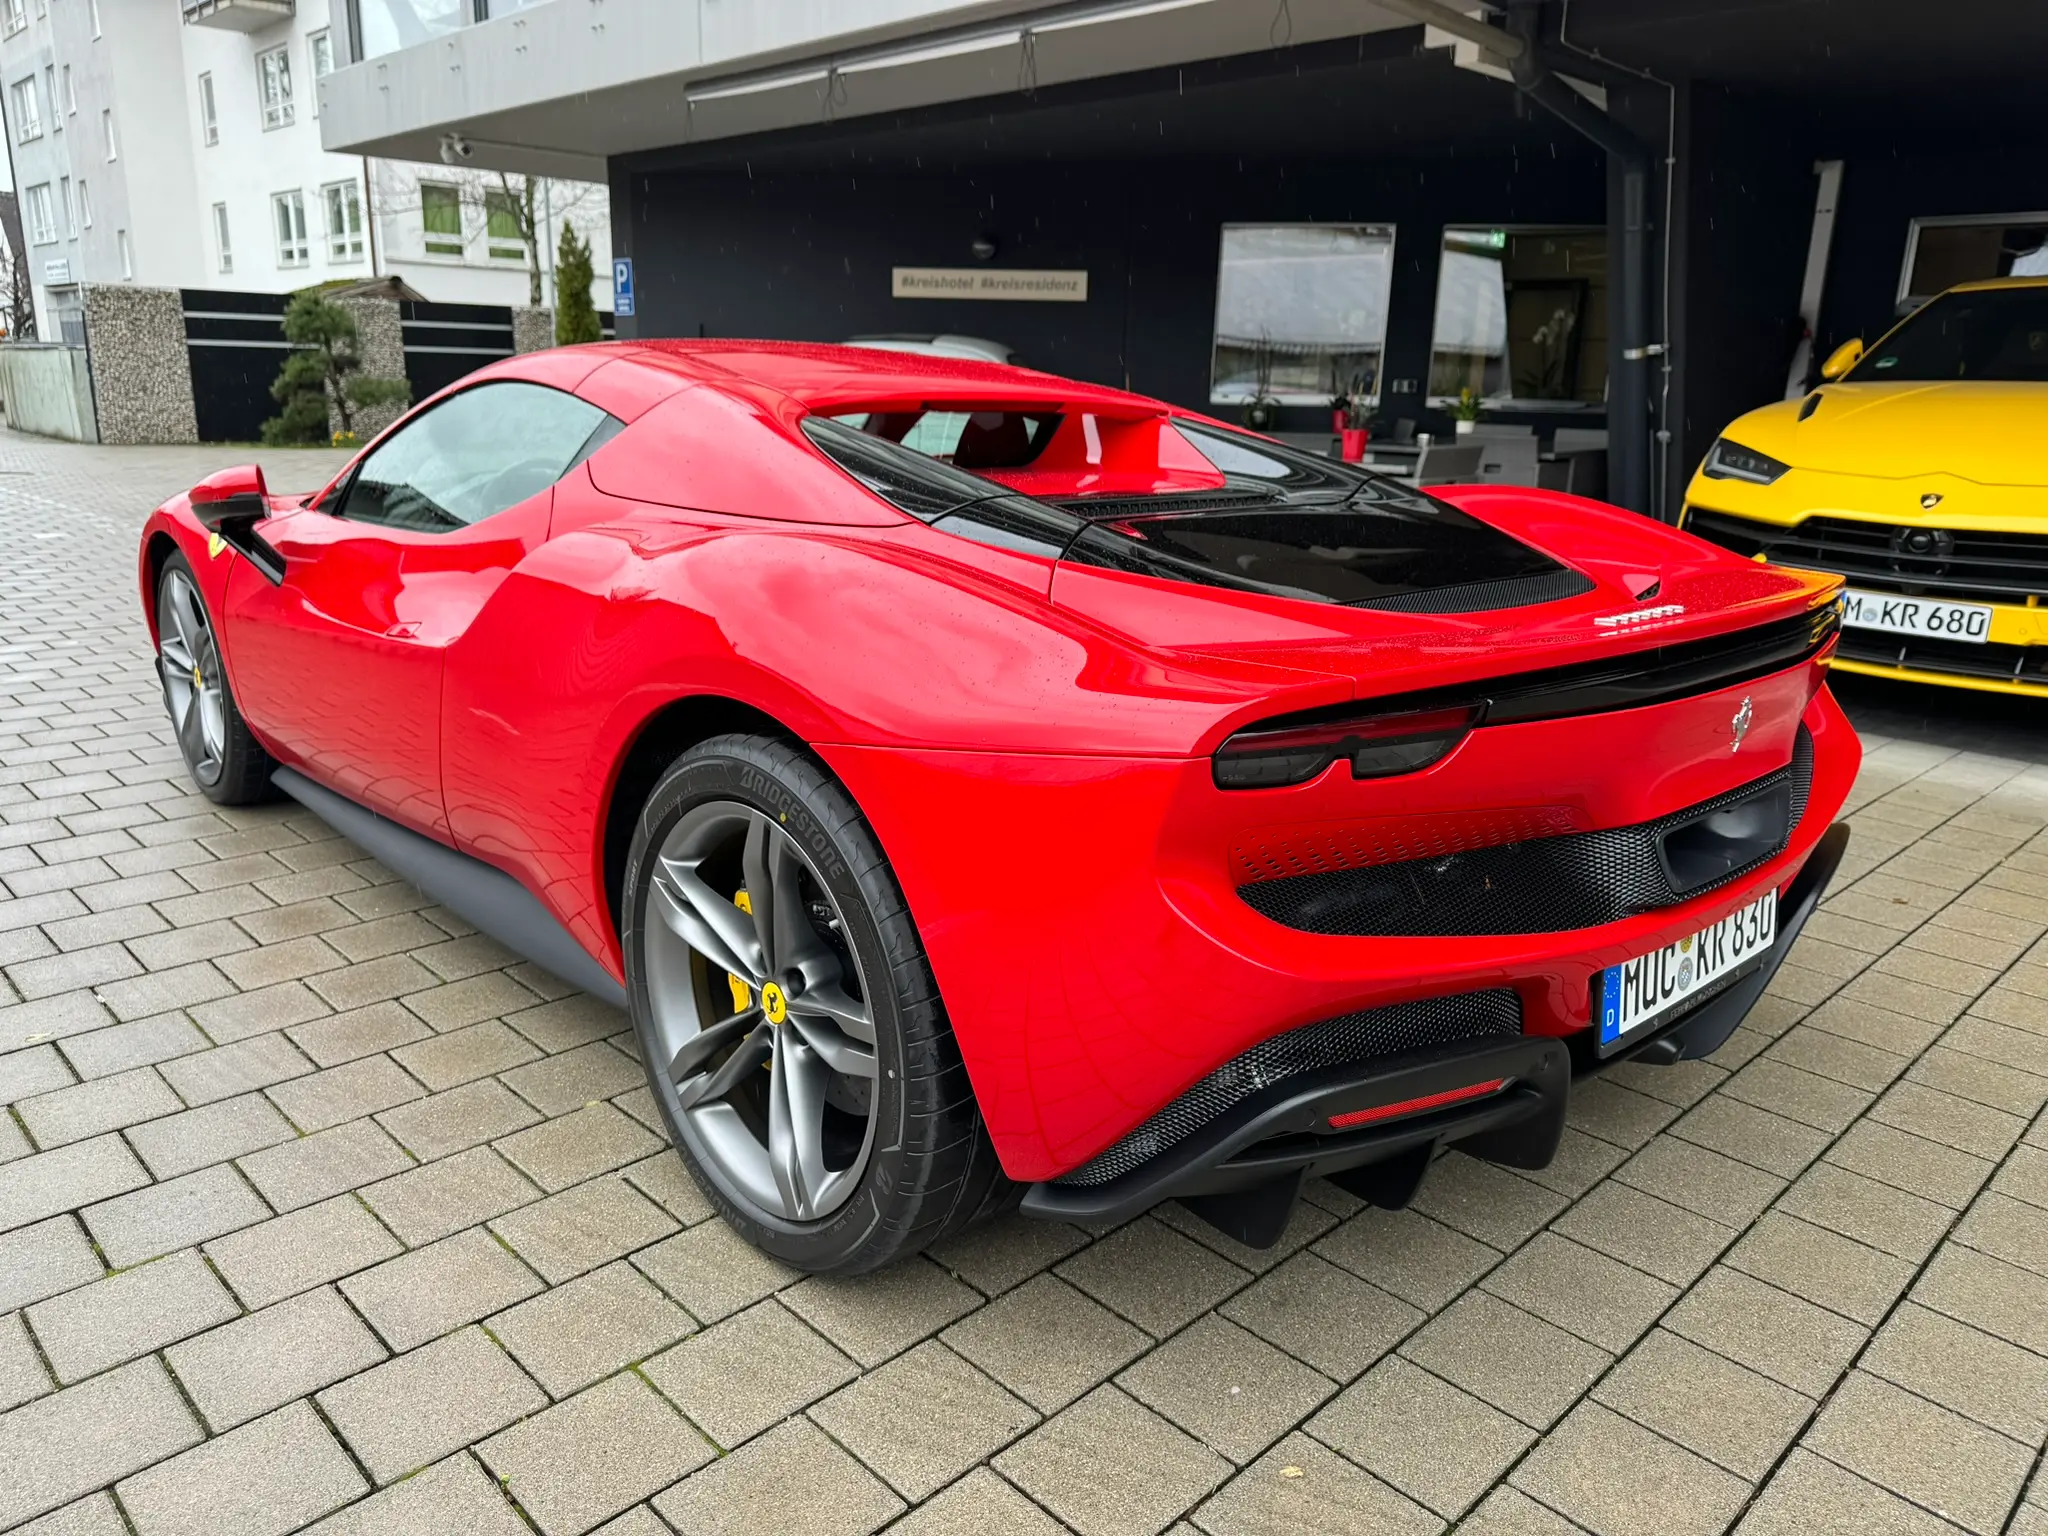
[622,733,1011,1273]
[155,552,276,806]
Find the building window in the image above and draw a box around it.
[308,29,333,118]
[324,179,363,262]
[89,0,99,37]
[78,179,90,228]
[355,0,465,62]
[23,182,55,245]
[102,107,115,160]
[10,76,42,142]
[118,229,132,280]
[43,65,56,129]
[257,45,294,130]
[213,203,233,274]
[420,181,463,257]
[273,190,309,267]
[1900,214,2048,308]
[62,64,72,114]
[1428,226,1608,405]
[484,186,525,262]
[1210,223,1398,407]
[0,0,24,40]
[198,71,218,146]
[59,176,73,238]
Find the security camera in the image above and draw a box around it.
[439,134,473,165]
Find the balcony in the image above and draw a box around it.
[181,0,293,31]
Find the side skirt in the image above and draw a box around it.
[271,767,627,1009]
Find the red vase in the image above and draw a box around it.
[1340,427,1369,462]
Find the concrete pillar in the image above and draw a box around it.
[335,296,408,441]
[512,307,556,353]
[81,286,197,445]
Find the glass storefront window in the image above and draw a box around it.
[1210,224,1396,406]
[356,0,470,62]
[1902,216,2048,307]
[1428,226,1607,405]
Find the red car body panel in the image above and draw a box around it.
[138,340,1860,1185]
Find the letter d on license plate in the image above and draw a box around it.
[1596,893,1776,1055]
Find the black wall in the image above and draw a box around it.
[622,151,1605,427]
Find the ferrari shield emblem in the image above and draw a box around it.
[207,531,227,559]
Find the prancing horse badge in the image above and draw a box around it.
[1730,696,1754,753]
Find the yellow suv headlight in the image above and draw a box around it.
[1702,438,1791,486]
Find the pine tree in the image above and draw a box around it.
[261,291,411,446]
[555,221,602,346]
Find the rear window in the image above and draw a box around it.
[829,408,1060,469]
[802,412,1585,612]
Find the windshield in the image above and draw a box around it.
[1849,286,2048,383]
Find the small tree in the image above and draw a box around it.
[555,221,602,346]
[262,291,412,446]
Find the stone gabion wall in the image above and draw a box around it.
[512,307,556,354]
[82,286,197,446]
[334,296,408,442]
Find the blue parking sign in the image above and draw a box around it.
[613,257,635,317]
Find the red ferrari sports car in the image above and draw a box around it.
[140,341,1856,1272]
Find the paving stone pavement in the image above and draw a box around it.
[0,425,2046,1536]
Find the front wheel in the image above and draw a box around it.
[621,734,1009,1273]
[155,552,275,805]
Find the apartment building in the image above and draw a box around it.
[0,0,609,344]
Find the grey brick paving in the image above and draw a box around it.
[2,429,2048,1533]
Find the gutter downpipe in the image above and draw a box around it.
[1502,4,1654,516]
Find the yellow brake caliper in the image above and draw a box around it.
[727,891,754,1014]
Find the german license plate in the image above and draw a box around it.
[1595,892,1776,1055]
[1841,589,1992,644]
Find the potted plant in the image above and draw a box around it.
[1451,386,1484,436]
[1340,395,1371,463]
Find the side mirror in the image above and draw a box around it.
[187,463,270,530]
[1818,339,1864,382]
[187,464,284,584]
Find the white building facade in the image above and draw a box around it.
[0,0,610,345]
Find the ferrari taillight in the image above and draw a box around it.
[1212,703,1481,790]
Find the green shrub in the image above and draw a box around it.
[555,221,602,346]
[262,291,412,446]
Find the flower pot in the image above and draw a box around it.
[1331,408,1349,434]
[1340,427,1369,462]
[1455,418,1476,436]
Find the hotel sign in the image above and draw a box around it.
[892,267,1088,302]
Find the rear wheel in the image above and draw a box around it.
[622,734,1010,1272]
[155,553,275,805]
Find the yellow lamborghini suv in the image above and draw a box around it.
[1683,276,2048,697]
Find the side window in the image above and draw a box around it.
[337,381,612,533]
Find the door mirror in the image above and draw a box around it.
[188,463,271,530]
[187,464,284,583]
[1818,339,1864,381]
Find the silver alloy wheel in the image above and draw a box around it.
[157,568,228,786]
[644,800,879,1222]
